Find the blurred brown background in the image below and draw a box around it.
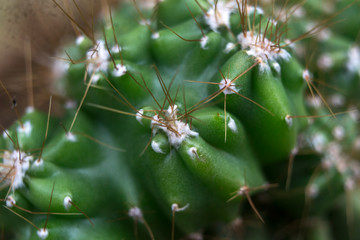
[0,0,122,127]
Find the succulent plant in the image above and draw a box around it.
[1,0,359,239]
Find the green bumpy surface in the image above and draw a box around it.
[1,0,359,239]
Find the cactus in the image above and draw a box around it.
[1,0,359,239]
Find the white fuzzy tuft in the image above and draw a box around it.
[268,18,278,26]
[187,147,198,160]
[128,207,143,222]
[151,105,198,148]
[332,125,345,140]
[317,29,332,41]
[293,7,305,18]
[111,45,122,53]
[37,228,49,239]
[307,96,322,108]
[311,134,326,152]
[317,53,333,70]
[139,0,163,8]
[112,64,127,77]
[63,196,72,211]
[237,186,248,195]
[200,35,209,49]
[6,196,16,208]
[17,121,32,136]
[171,203,189,212]
[168,122,198,148]
[91,73,102,84]
[238,31,291,72]
[65,101,77,110]
[347,46,360,74]
[224,42,236,53]
[285,115,293,127]
[1,151,32,190]
[52,55,70,78]
[76,35,85,45]
[204,1,237,32]
[329,94,345,107]
[66,132,77,142]
[350,109,359,122]
[247,5,264,15]
[25,106,35,114]
[151,141,165,154]
[227,117,237,133]
[272,62,281,73]
[219,79,239,95]
[321,142,347,173]
[284,39,295,49]
[152,32,160,39]
[86,40,110,74]
[136,109,144,125]
[33,158,44,167]
[302,69,311,82]
[139,19,151,26]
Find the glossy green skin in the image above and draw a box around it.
[1,109,152,238]
[207,52,307,163]
[20,217,131,240]
[64,0,305,231]
[1,0,336,239]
